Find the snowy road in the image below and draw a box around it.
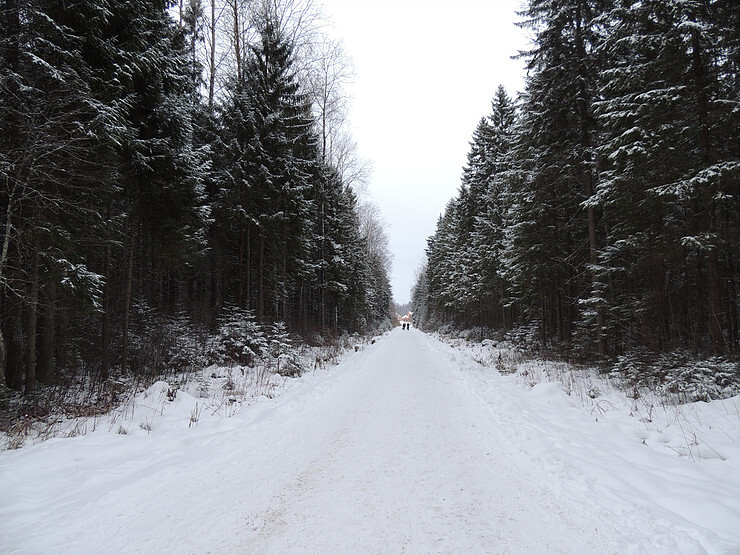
[1,328,738,553]
[238,329,611,553]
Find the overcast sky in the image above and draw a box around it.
[321,0,530,304]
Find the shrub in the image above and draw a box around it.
[207,305,266,366]
[268,321,303,377]
[611,349,740,403]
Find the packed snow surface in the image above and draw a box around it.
[1,329,739,553]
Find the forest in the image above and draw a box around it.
[0,0,393,399]
[413,0,740,369]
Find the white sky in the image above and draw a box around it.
[321,0,529,305]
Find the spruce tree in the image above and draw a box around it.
[596,0,740,354]
[470,86,517,330]
[0,0,123,390]
[251,16,316,323]
[504,0,607,350]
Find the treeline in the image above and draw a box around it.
[0,0,392,395]
[413,0,740,359]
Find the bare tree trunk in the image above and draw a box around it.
[727,257,739,349]
[6,292,24,391]
[556,292,564,344]
[1,0,21,387]
[708,243,724,352]
[540,293,546,347]
[320,190,326,332]
[479,296,484,341]
[321,96,327,162]
[25,246,39,395]
[575,0,605,357]
[231,0,242,81]
[298,281,305,334]
[238,222,244,306]
[585,168,606,356]
[691,20,710,158]
[0,184,13,386]
[100,241,112,381]
[649,242,666,350]
[37,277,56,384]
[208,0,217,109]
[121,232,135,374]
[0,301,5,387]
[501,283,508,333]
[258,234,264,321]
[281,248,287,322]
[246,223,251,311]
[691,23,724,353]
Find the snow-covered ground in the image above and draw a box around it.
[1,328,738,553]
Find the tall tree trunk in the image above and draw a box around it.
[208,0,217,109]
[25,246,39,394]
[320,194,326,332]
[707,244,724,352]
[246,223,251,312]
[0,297,5,387]
[100,240,112,381]
[691,21,724,353]
[281,248,287,322]
[727,257,739,349]
[0,187,13,386]
[539,292,546,347]
[556,292,564,344]
[1,0,21,388]
[231,0,242,81]
[298,281,305,334]
[479,296,484,341]
[6,291,24,391]
[121,232,135,373]
[321,97,328,163]
[575,0,605,356]
[649,242,665,350]
[258,234,264,321]
[691,19,710,159]
[237,222,244,306]
[585,167,605,356]
[37,278,56,385]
